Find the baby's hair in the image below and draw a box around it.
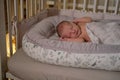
[56,21,70,37]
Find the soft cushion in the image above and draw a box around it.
[73,10,104,20]
[104,13,120,20]
[59,9,104,20]
[22,15,120,71]
[8,48,120,80]
[17,9,48,48]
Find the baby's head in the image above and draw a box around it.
[56,21,81,38]
[56,21,70,37]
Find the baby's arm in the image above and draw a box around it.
[73,17,92,23]
[60,37,85,42]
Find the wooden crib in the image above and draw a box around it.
[0,0,120,80]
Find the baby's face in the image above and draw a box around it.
[59,22,81,38]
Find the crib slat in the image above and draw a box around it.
[26,0,29,18]
[14,0,18,50]
[56,0,61,9]
[93,0,97,13]
[14,0,18,17]
[7,0,13,56]
[73,0,76,10]
[63,0,66,9]
[28,1,31,17]
[83,0,87,11]
[6,0,13,56]
[43,0,47,10]
[39,0,41,10]
[114,0,119,14]
[20,0,23,20]
[104,0,108,13]
[39,0,42,11]
[30,0,33,16]
[41,0,44,10]
[35,0,37,15]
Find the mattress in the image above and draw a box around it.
[8,48,120,80]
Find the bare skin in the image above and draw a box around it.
[77,22,91,42]
[57,17,92,42]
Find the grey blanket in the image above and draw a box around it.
[86,21,120,45]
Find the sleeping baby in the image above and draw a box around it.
[56,17,120,44]
[56,17,92,42]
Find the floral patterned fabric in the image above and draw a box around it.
[22,35,120,71]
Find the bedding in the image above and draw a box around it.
[22,15,120,71]
[23,35,120,71]
[8,48,120,80]
[86,21,120,44]
[17,9,48,48]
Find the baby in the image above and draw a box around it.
[56,17,92,42]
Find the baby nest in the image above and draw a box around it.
[22,15,120,71]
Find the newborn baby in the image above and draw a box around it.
[56,17,92,42]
